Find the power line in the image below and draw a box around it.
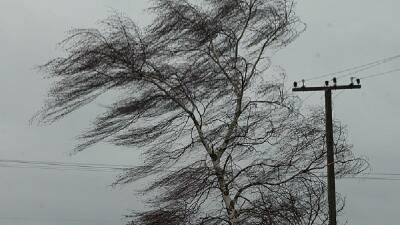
[292,54,400,104]
[339,176,400,181]
[296,53,400,83]
[0,159,132,168]
[0,159,132,173]
[0,163,120,173]
[1,159,400,182]
[329,61,400,82]
[330,68,400,100]
[299,92,316,104]
[0,215,115,224]
[368,172,400,176]
[333,90,345,99]
[359,68,400,80]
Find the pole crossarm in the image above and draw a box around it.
[292,84,361,92]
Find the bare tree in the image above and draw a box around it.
[36,0,367,224]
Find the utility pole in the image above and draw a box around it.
[292,77,361,225]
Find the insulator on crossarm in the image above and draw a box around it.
[302,79,305,87]
[293,81,298,88]
[350,77,355,85]
[332,77,337,85]
[325,81,329,86]
[356,78,361,85]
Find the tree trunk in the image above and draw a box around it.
[212,159,239,225]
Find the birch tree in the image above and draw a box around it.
[36,0,367,224]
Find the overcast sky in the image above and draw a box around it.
[1,1,400,225]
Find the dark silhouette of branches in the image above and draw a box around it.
[36,0,367,224]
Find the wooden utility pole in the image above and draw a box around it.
[292,77,361,225]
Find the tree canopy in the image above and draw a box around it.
[36,0,367,224]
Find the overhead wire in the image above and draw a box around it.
[0,215,114,224]
[359,68,400,80]
[298,92,316,105]
[292,54,400,103]
[0,159,132,168]
[296,53,400,83]
[1,159,400,181]
[339,176,400,181]
[334,67,400,85]
[290,54,400,105]
[333,90,345,100]
[0,159,132,173]
[330,68,400,101]
[325,59,400,82]
[0,163,121,173]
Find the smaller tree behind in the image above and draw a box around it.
[36,0,367,224]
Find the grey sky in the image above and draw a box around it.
[0,0,399,225]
